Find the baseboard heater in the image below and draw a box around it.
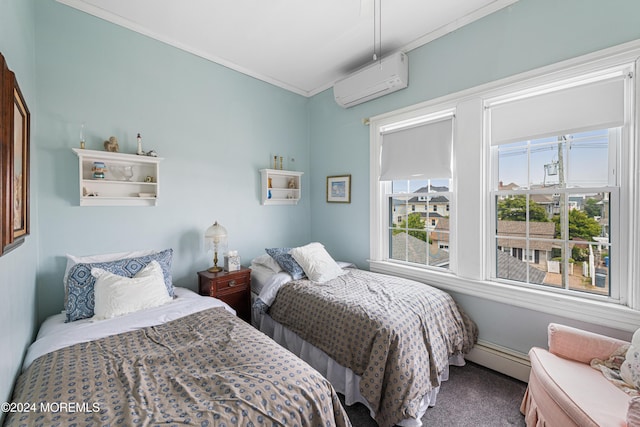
[465,340,531,383]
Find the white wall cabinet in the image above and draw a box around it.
[260,169,303,205]
[72,148,163,206]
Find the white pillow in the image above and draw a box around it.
[64,249,158,300]
[91,260,172,320]
[290,242,345,283]
[251,253,283,273]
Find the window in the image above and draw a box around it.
[375,110,454,271]
[370,42,640,328]
[389,179,452,268]
[487,68,628,302]
[492,131,617,297]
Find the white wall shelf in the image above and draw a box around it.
[72,148,163,206]
[260,169,303,205]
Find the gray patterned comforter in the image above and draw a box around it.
[267,269,478,427]
[4,307,352,427]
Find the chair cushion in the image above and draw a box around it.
[548,323,629,364]
[529,347,630,427]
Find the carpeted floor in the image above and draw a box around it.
[342,361,527,426]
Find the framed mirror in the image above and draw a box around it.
[1,52,30,256]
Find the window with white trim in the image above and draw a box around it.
[486,66,630,302]
[369,42,640,321]
[378,111,454,270]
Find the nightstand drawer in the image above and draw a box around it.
[215,275,248,293]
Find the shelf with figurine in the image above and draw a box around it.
[72,133,163,206]
[259,168,303,205]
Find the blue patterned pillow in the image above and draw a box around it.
[265,247,306,280]
[65,248,174,322]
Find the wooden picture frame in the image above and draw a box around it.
[0,52,30,256]
[326,174,351,203]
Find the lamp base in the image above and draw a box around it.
[207,266,223,273]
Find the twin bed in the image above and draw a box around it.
[4,249,350,427]
[251,243,478,427]
[5,243,477,427]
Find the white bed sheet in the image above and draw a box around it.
[23,287,234,371]
[249,264,284,295]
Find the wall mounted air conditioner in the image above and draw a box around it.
[333,52,408,108]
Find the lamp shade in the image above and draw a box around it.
[205,221,228,245]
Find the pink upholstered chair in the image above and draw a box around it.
[521,323,639,426]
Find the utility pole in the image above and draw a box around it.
[558,136,567,288]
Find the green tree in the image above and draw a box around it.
[584,197,602,218]
[497,195,549,222]
[393,213,427,242]
[552,209,602,240]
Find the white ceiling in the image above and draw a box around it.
[56,0,517,97]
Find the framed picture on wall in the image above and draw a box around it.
[1,52,30,256]
[326,174,351,203]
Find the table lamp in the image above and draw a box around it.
[205,221,228,272]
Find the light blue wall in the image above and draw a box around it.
[33,0,311,322]
[308,0,640,352]
[0,0,37,410]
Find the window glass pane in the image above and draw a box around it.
[496,195,551,223]
[530,138,565,189]
[392,180,410,193]
[498,146,527,190]
[566,130,610,188]
[493,128,615,298]
[388,179,451,269]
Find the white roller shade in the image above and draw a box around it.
[380,117,453,180]
[490,76,626,145]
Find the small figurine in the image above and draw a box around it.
[288,178,296,189]
[91,161,106,179]
[146,150,158,157]
[136,133,144,155]
[103,136,119,152]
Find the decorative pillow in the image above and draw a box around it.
[65,248,174,322]
[251,253,283,273]
[265,247,305,280]
[63,249,158,304]
[290,242,345,283]
[92,261,171,320]
[621,328,640,390]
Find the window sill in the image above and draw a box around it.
[369,260,640,333]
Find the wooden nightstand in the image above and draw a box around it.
[197,268,251,322]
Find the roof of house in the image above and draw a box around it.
[407,194,450,203]
[418,212,444,219]
[497,220,557,251]
[391,232,449,267]
[415,185,449,193]
[496,250,547,284]
[499,182,520,190]
[530,193,555,205]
